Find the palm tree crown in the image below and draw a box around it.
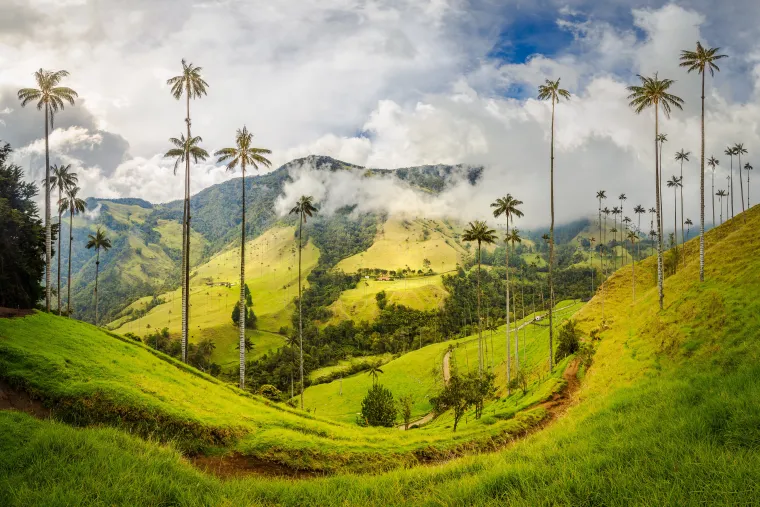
[679,42,727,77]
[462,220,497,246]
[86,227,112,252]
[17,69,78,127]
[537,78,571,103]
[50,164,78,200]
[708,156,719,170]
[167,59,209,101]
[627,74,684,117]
[289,195,318,222]
[214,126,272,173]
[675,150,690,164]
[491,194,524,224]
[61,186,86,216]
[164,135,209,174]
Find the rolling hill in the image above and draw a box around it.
[1,201,758,505]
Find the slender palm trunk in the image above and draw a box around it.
[738,153,745,214]
[94,248,100,325]
[180,91,191,363]
[548,97,556,373]
[57,193,63,315]
[679,162,685,267]
[601,213,606,319]
[748,172,752,208]
[655,106,664,310]
[238,163,247,389]
[44,104,51,312]
[711,170,715,228]
[637,214,641,261]
[673,186,678,272]
[298,217,304,410]
[505,221,511,394]
[67,209,73,317]
[699,74,706,282]
[730,155,734,219]
[476,242,482,376]
[631,246,636,302]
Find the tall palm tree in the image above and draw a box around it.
[164,133,209,361]
[733,143,747,214]
[289,195,318,408]
[506,227,522,372]
[618,194,627,260]
[716,189,727,224]
[17,69,78,312]
[627,230,638,301]
[724,146,737,219]
[538,78,570,373]
[674,150,690,266]
[60,186,86,317]
[627,74,683,310]
[462,220,497,376]
[634,205,645,260]
[681,42,727,283]
[746,163,754,207]
[685,218,693,240]
[49,164,78,314]
[85,227,111,326]
[167,59,209,363]
[667,176,682,271]
[622,216,632,264]
[707,156,719,226]
[648,207,656,256]
[490,194,523,392]
[215,126,272,389]
[602,207,611,273]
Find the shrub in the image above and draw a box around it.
[361,384,397,427]
[258,384,282,401]
[555,320,581,362]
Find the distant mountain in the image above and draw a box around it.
[60,156,483,323]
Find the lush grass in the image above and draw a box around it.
[305,301,582,424]
[2,206,760,504]
[111,226,317,367]
[309,353,394,382]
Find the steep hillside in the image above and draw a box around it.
[2,205,758,505]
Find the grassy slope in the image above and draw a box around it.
[328,218,465,323]
[0,311,562,475]
[3,206,758,505]
[110,226,318,366]
[305,301,582,423]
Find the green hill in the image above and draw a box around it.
[2,203,758,505]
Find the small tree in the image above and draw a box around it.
[431,373,471,432]
[515,367,529,394]
[398,394,414,430]
[467,371,496,419]
[361,384,397,427]
[375,290,387,310]
[554,320,580,362]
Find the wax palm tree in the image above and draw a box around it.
[164,133,209,361]
[724,146,737,220]
[611,206,621,269]
[215,126,272,389]
[707,156,719,226]
[674,149,690,266]
[490,194,523,392]
[17,69,78,312]
[60,186,86,317]
[746,163,753,207]
[733,143,747,214]
[681,42,726,282]
[602,207,611,272]
[85,227,111,326]
[633,205,645,260]
[49,164,78,314]
[716,189,727,224]
[462,220,497,376]
[667,176,682,271]
[289,195,318,408]
[367,362,384,386]
[627,230,638,301]
[506,227,522,372]
[618,194,627,258]
[167,59,209,363]
[596,190,607,318]
[623,216,632,264]
[538,78,570,373]
[685,218,693,240]
[628,74,683,310]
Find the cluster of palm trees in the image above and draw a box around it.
[711,144,753,225]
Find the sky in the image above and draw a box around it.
[1,0,759,230]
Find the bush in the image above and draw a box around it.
[555,320,581,362]
[258,384,282,401]
[360,384,397,427]
[375,290,387,310]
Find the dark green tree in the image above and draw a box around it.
[360,384,397,427]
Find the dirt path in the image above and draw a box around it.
[398,349,452,430]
